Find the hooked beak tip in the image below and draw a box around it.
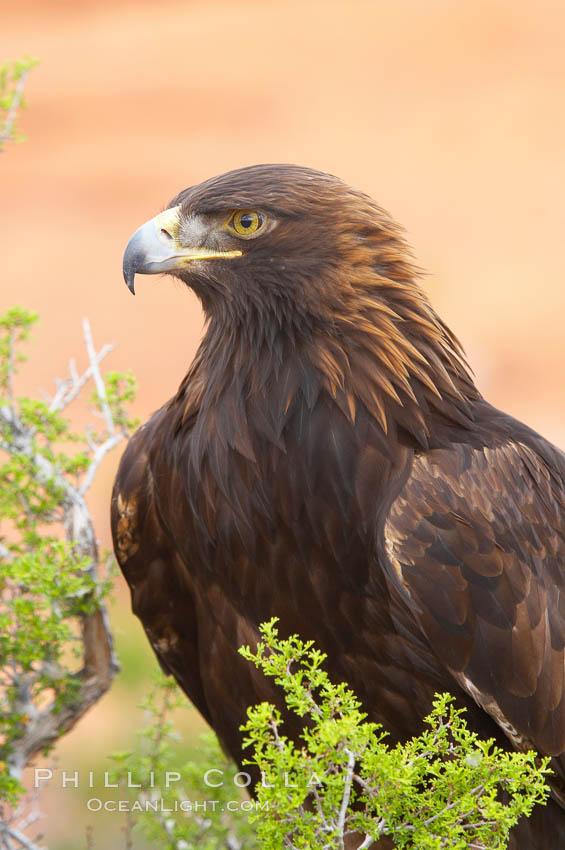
[122,230,142,294]
[123,267,136,295]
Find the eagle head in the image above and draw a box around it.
[122,164,417,324]
[122,164,480,443]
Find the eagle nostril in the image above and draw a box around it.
[161,228,173,240]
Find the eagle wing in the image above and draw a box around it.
[383,430,565,768]
[111,414,212,727]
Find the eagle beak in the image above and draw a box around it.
[122,206,242,295]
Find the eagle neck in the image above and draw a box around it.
[173,286,481,454]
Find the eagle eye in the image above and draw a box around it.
[226,210,267,238]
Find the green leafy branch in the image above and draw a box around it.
[239,619,551,850]
[0,308,137,830]
[95,618,551,850]
[0,58,39,151]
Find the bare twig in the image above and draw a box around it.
[0,542,14,563]
[48,345,114,414]
[0,70,29,148]
[82,318,114,435]
[1,824,44,850]
[0,320,124,780]
[121,810,133,850]
[79,432,124,496]
[336,748,357,848]
[4,785,45,850]
[7,328,16,401]
[356,835,376,850]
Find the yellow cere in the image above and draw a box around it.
[154,206,243,262]
[154,206,182,243]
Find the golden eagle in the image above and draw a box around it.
[113,165,565,847]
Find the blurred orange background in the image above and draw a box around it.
[2,0,565,846]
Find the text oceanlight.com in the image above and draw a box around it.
[86,798,268,813]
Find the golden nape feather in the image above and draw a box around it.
[113,164,565,848]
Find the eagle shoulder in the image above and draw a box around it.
[382,430,565,779]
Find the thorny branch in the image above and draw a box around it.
[82,319,115,436]
[0,319,130,849]
[0,784,45,850]
[6,329,16,401]
[0,824,44,850]
[48,345,114,414]
[335,748,356,849]
[355,835,377,850]
[0,70,30,148]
